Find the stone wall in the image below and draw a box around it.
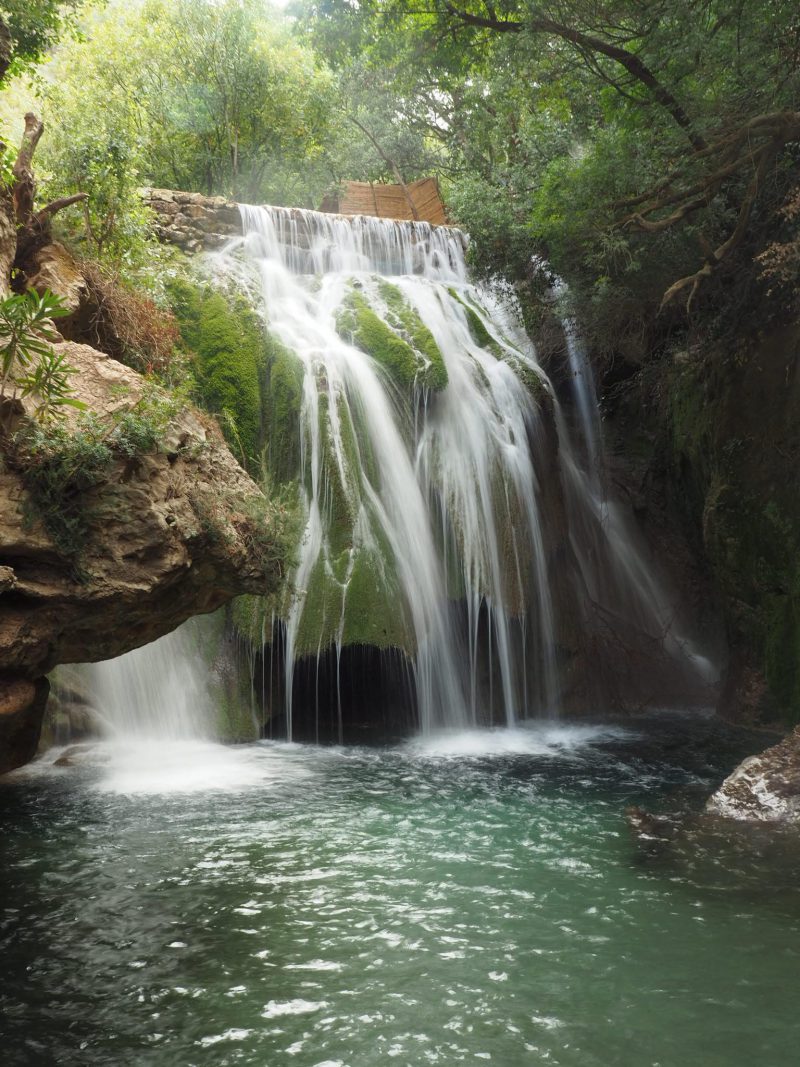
[141,188,242,251]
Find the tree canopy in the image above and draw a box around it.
[0,0,797,344]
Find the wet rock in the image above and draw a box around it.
[0,565,15,593]
[0,674,49,773]
[626,805,682,843]
[706,726,800,822]
[53,743,99,768]
[141,188,241,249]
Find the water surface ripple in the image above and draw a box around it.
[1,720,799,1066]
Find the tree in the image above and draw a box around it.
[34,0,337,218]
[0,1,85,82]
[302,0,800,312]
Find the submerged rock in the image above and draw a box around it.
[706,727,800,822]
[52,743,101,768]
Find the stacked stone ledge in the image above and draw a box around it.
[140,187,241,251]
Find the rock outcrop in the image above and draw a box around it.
[0,339,285,774]
[706,726,800,822]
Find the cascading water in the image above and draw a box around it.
[84,622,215,742]
[211,207,559,736]
[204,205,713,738]
[549,277,717,694]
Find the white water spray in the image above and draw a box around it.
[84,623,215,742]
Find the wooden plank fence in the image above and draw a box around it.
[320,177,447,225]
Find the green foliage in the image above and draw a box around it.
[0,1,83,79]
[15,346,87,423]
[0,142,15,188]
[302,0,800,350]
[168,278,265,472]
[188,475,300,598]
[107,384,182,457]
[0,289,85,422]
[35,0,336,219]
[0,289,66,388]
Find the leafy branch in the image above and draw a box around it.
[0,289,86,422]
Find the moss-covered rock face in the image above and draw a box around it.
[289,386,414,658]
[448,285,549,403]
[168,278,265,472]
[659,324,800,726]
[450,286,501,354]
[336,284,448,392]
[209,265,550,677]
[263,332,304,484]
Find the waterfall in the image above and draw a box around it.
[551,279,717,695]
[210,206,559,736]
[83,622,215,742]
[202,205,714,738]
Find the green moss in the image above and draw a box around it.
[378,281,448,389]
[337,287,447,391]
[448,287,503,357]
[168,278,264,472]
[505,354,548,404]
[341,547,412,650]
[446,287,541,403]
[264,332,304,483]
[231,593,270,644]
[317,392,361,558]
[666,361,716,536]
[669,349,800,724]
[294,554,345,655]
[764,591,800,723]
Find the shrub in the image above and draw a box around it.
[0,289,84,422]
[75,263,181,379]
[7,384,184,572]
[10,416,113,567]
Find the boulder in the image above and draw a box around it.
[706,726,800,822]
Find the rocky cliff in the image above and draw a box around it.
[601,321,800,729]
[580,302,800,818]
[0,336,286,774]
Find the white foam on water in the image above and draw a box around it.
[95,740,277,794]
[12,738,316,795]
[404,721,637,759]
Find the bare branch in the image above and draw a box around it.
[441,3,707,150]
[659,141,783,313]
[35,193,89,224]
[348,115,421,220]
